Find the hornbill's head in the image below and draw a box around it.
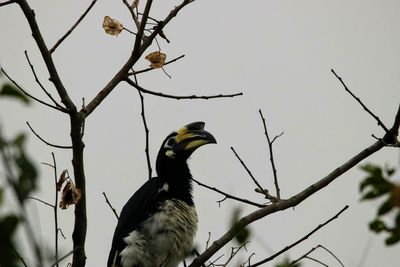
[156,122,216,178]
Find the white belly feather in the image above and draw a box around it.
[119,199,198,267]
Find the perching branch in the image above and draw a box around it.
[258,109,283,200]
[26,122,72,149]
[189,108,400,267]
[49,0,98,54]
[125,78,243,100]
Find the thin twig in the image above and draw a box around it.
[27,196,55,208]
[258,110,283,200]
[126,77,243,100]
[1,68,65,112]
[0,0,15,7]
[331,69,390,134]
[50,153,60,267]
[191,177,266,208]
[137,88,152,179]
[102,192,119,219]
[303,256,328,266]
[248,205,349,267]
[24,50,67,111]
[129,55,185,76]
[12,246,28,267]
[291,244,344,267]
[122,0,140,30]
[50,249,76,267]
[26,122,72,149]
[230,147,265,195]
[49,0,98,53]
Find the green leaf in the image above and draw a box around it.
[0,83,30,104]
[15,152,38,201]
[377,198,394,216]
[12,133,26,148]
[385,234,400,246]
[230,207,251,245]
[369,219,387,233]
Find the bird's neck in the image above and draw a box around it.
[157,160,194,206]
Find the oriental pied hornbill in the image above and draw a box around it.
[107,122,216,267]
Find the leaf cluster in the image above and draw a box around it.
[360,163,400,245]
[0,80,38,266]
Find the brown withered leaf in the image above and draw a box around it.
[145,51,167,69]
[59,181,82,209]
[103,16,124,36]
[56,169,68,192]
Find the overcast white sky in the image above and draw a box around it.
[1,0,400,266]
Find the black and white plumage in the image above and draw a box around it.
[107,122,216,267]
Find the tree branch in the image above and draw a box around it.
[102,192,119,220]
[1,68,66,112]
[291,244,344,267]
[80,0,196,118]
[0,0,15,7]
[331,69,390,134]
[137,88,152,179]
[189,135,392,266]
[126,78,243,100]
[258,109,283,200]
[191,177,266,208]
[24,50,67,111]
[17,0,76,112]
[49,0,98,54]
[26,122,72,149]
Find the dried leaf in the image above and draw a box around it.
[145,51,167,69]
[56,169,68,192]
[392,185,400,207]
[59,181,81,209]
[103,16,124,36]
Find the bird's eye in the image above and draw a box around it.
[166,137,177,147]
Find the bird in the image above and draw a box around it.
[107,122,216,267]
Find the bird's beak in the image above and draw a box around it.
[174,122,217,152]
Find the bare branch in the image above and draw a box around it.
[27,196,55,208]
[12,246,28,267]
[102,192,119,220]
[191,177,266,208]
[230,147,266,196]
[291,244,344,267]
[49,0,98,53]
[81,0,197,118]
[26,122,72,149]
[24,50,67,111]
[1,68,66,112]
[17,0,76,111]
[126,78,243,100]
[258,109,282,200]
[248,205,348,267]
[129,55,186,76]
[0,0,15,7]
[122,0,140,29]
[331,69,390,134]
[137,88,152,179]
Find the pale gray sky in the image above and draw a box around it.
[1,0,400,266]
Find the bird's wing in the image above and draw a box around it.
[107,177,167,267]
